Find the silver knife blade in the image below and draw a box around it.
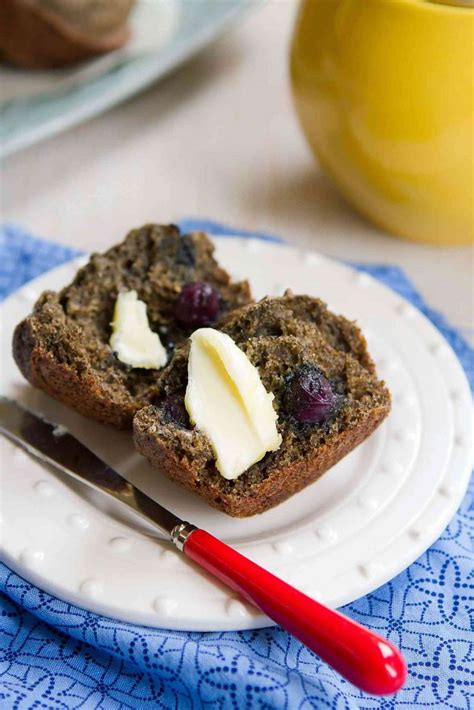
[0,396,183,538]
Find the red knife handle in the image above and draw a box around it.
[183,529,406,696]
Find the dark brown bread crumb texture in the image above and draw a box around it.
[133,295,391,517]
[13,224,251,428]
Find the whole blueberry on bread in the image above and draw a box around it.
[13,224,251,428]
[133,295,391,517]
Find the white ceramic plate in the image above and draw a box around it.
[0,237,472,631]
[0,0,256,157]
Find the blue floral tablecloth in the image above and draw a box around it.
[0,221,472,710]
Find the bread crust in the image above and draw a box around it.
[133,402,389,516]
[13,315,136,428]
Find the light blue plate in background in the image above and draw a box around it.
[0,0,256,159]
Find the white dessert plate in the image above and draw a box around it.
[0,236,472,631]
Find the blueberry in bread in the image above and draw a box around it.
[13,224,251,428]
[133,295,391,517]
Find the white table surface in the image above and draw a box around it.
[2,1,473,340]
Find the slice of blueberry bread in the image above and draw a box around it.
[133,296,391,517]
[13,224,251,428]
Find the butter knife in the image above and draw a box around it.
[0,396,406,695]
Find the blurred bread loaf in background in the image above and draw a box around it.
[0,0,136,68]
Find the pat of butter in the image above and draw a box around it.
[110,290,167,369]
[185,328,282,480]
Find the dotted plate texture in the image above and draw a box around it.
[0,237,472,631]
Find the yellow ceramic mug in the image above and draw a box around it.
[290,0,474,245]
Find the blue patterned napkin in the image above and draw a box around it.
[0,222,472,710]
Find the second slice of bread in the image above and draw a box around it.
[133,295,391,516]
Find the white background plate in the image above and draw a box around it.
[0,0,180,103]
[0,237,472,631]
[0,0,256,157]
